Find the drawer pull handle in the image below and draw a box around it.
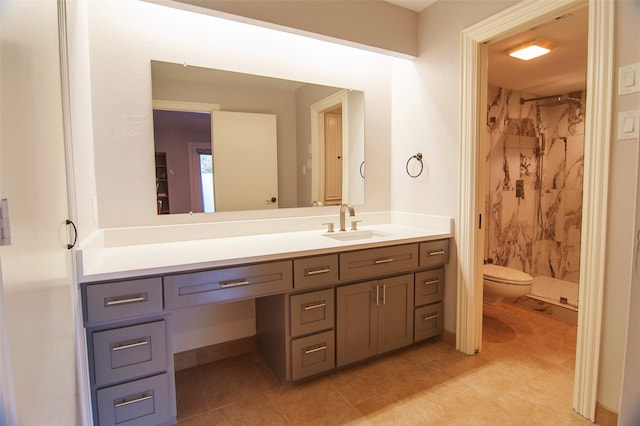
[105,295,146,306]
[112,339,149,352]
[423,279,440,286]
[305,345,327,354]
[114,394,153,408]
[220,280,250,288]
[423,314,439,321]
[306,268,331,276]
[304,302,326,311]
[428,249,445,256]
[374,258,394,264]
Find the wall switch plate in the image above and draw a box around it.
[618,110,640,140]
[619,63,640,95]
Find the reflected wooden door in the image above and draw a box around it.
[323,107,342,206]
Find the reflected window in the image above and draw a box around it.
[199,151,214,213]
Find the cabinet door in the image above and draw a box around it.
[378,274,414,354]
[336,281,377,367]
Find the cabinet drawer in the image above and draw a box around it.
[290,289,334,338]
[293,254,338,290]
[419,239,449,268]
[164,260,292,309]
[96,373,170,426]
[291,330,335,381]
[339,244,419,281]
[414,302,443,342]
[92,321,167,387]
[415,268,444,306]
[85,278,163,325]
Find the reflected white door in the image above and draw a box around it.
[212,111,278,211]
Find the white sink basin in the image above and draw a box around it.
[322,229,390,241]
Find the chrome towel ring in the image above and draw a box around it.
[406,153,423,178]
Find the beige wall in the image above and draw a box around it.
[173,0,418,57]
[390,0,519,338]
[601,0,640,414]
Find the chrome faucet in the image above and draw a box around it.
[339,204,355,231]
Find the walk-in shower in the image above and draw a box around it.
[485,86,585,324]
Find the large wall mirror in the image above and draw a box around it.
[151,60,365,215]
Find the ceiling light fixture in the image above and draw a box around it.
[507,39,555,61]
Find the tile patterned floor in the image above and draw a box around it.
[175,302,592,425]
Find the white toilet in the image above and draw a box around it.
[483,264,533,305]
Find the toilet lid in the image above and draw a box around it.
[483,264,533,285]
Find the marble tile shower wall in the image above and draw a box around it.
[484,86,585,284]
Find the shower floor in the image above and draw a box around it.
[507,276,578,325]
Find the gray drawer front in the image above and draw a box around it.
[291,330,335,381]
[92,321,167,387]
[414,302,444,342]
[415,268,444,307]
[85,278,163,325]
[290,289,334,338]
[164,260,292,309]
[96,373,170,426]
[293,254,338,290]
[339,244,419,281]
[419,239,449,268]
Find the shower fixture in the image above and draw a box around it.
[520,93,582,106]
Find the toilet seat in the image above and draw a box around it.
[483,264,533,286]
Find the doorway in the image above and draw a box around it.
[457,0,614,421]
[311,90,348,206]
[484,6,588,318]
[323,106,343,206]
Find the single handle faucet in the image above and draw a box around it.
[339,204,355,231]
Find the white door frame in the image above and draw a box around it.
[311,90,349,205]
[457,0,613,421]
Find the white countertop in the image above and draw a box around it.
[77,214,452,283]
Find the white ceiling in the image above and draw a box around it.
[385,0,435,12]
[487,5,589,96]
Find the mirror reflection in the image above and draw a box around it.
[151,60,365,215]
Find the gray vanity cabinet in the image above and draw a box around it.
[336,274,414,367]
[82,278,176,426]
[256,257,338,384]
[413,240,448,341]
[81,236,450,423]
